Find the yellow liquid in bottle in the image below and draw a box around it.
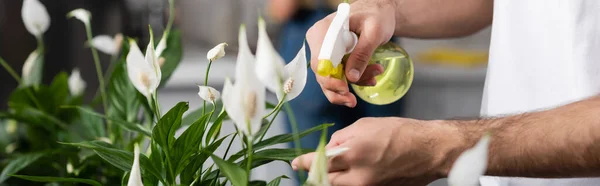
[350,42,414,105]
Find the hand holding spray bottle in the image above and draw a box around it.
[316,1,414,105]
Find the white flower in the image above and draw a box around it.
[221,25,265,138]
[127,143,144,186]
[21,50,40,86]
[126,37,161,98]
[305,133,343,186]
[207,43,228,61]
[198,86,220,104]
[255,17,287,94]
[155,35,167,58]
[21,0,50,39]
[90,34,123,55]
[448,134,491,186]
[68,68,86,96]
[277,43,307,102]
[67,9,91,26]
[255,18,308,101]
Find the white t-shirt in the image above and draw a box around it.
[480,0,600,185]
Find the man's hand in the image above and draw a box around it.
[307,0,395,107]
[292,117,464,186]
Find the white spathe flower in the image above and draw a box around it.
[67,9,91,26]
[90,34,123,55]
[127,143,144,186]
[221,25,265,138]
[68,68,86,96]
[255,17,287,94]
[255,18,307,101]
[276,43,307,102]
[155,35,167,58]
[448,134,491,186]
[305,136,347,186]
[198,86,220,104]
[21,0,50,38]
[22,50,40,86]
[207,43,228,61]
[126,38,161,98]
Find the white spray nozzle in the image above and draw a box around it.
[316,2,358,78]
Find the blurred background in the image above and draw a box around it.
[0,0,490,185]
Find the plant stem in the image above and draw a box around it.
[245,136,253,182]
[258,94,286,142]
[152,93,162,117]
[84,23,111,135]
[263,98,284,119]
[284,102,306,181]
[0,56,21,83]
[202,60,213,115]
[165,0,175,35]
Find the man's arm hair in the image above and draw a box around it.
[441,95,600,178]
[391,0,494,38]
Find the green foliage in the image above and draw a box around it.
[210,154,248,186]
[11,175,102,186]
[159,29,183,84]
[0,152,46,183]
[0,4,328,186]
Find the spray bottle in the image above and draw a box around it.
[316,1,414,105]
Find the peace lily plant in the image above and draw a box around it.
[0,1,493,186]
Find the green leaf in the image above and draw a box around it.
[149,140,164,179]
[11,175,102,186]
[67,106,151,136]
[182,135,229,185]
[0,152,46,184]
[21,49,44,87]
[160,29,183,84]
[267,175,289,186]
[152,102,189,149]
[250,148,313,163]
[107,45,142,123]
[182,101,223,127]
[76,106,106,139]
[266,102,277,109]
[249,180,267,186]
[229,123,333,161]
[239,148,314,169]
[205,109,227,145]
[210,154,247,186]
[173,113,211,175]
[62,141,164,183]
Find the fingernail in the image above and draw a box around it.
[348,69,360,81]
[345,102,354,107]
[373,70,382,77]
[292,164,298,170]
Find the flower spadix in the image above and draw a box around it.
[255,17,307,101]
[22,0,50,39]
[127,143,144,186]
[126,31,161,98]
[221,25,265,138]
[448,133,491,186]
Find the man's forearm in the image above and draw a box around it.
[390,0,493,38]
[440,95,600,178]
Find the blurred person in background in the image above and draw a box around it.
[267,0,406,152]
